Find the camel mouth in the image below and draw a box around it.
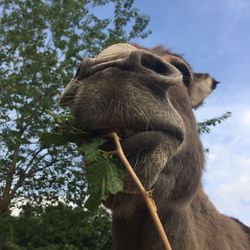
[93,124,184,140]
[97,126,184,198]
[120,127,184,142]
[92,126,184,153]
[95,126,183,141]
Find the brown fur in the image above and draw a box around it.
[60,43,250,249]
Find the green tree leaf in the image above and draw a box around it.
[81,138,107,163]
[85,158,123,210]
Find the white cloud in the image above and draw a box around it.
[197,101,250,226]
[203,144,250,225]
[241,110,250,128]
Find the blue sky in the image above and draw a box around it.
[132,0,250,225]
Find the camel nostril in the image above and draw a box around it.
[171,62,192,87]
[141,53,171,75]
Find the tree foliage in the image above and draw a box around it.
[0,203,112,250]
[0,0,150,215]
[197,112,232,134]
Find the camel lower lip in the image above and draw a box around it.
[121,129,181,148]
[121,129,184,144]
[94,127,183,141]
[88,128,184,154]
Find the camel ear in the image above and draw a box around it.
[190,73,219,108]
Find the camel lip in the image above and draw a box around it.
[93,128,142,140]
[94,126,184,142]
[124,128,184,142]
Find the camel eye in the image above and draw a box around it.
[141,53,171,75]
[171,62,192,87]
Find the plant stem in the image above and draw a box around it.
[111,132,172,250]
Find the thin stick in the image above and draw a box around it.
[111,132,172,250]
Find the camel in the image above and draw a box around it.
[59,43,250,250]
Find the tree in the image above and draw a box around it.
[0,0,150,215]
[0,203,112,250]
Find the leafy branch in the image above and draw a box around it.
[197,111,232,134]
[40,113,123,210]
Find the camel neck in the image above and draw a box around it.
[112,205,191,250]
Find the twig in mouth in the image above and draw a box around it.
[111,132,172,250]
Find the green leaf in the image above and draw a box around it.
[106,158,124,195]
[85,158,123,211]
[40,132,71,146]
[40,131,92,146]
[80,138,107,163]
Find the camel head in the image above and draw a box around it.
[59,43,219,214]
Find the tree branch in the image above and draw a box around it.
[2,144,20,199]
[9,153,76,201]
[9,150,47,200]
